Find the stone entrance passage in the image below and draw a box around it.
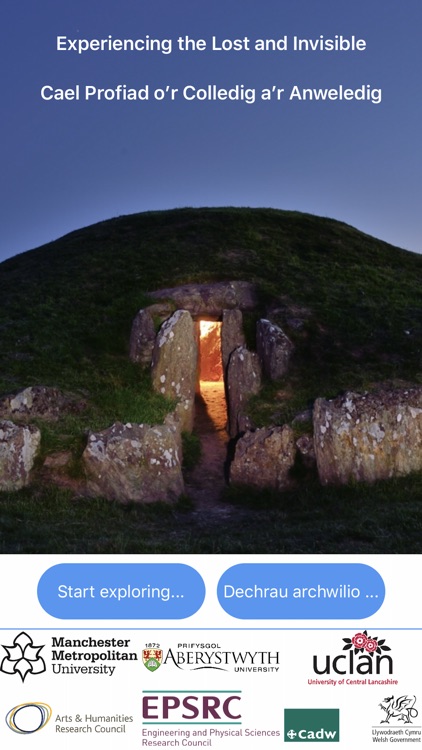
[184,320,228,508]
[129,283,273,505]
[185,387,228,508]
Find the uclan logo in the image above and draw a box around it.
[313,631,393,675]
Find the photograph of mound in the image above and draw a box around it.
[0,207,421,554]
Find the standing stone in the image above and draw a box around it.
[82,422,184,503]
[256,319,294,380]
[151,310,198,432]
[0,420,41,490]
[314,387,422,485]
[230,425,295,490]
[129,309,156,365]
[226,346,262,437]
[221,309,246,374]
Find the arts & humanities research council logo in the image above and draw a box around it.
[284,709,339,742]
[6,702,52,734]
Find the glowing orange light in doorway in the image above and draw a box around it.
[199,321,223,382]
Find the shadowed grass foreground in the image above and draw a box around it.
[1,474,422,554]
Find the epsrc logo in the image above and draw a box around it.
[142,692,241,723]
[284,709,339,742]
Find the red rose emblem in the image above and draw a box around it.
[351,633,368,649]
[365,638,378,653]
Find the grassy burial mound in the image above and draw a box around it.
[0,207,421,553]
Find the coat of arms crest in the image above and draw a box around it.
[143,649,163,672]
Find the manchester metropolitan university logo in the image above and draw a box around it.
[143,648,163,672]
[0,632,46,682]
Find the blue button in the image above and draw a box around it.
[38,564,205,619]
[217,564,384,618]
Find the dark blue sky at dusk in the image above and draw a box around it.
[2,0,421,262]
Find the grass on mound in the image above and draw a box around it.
[1,207,421,404]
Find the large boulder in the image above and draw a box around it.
[129,309,156,365]
[149,281,258,318]
[230,425,295,490]
[221,309,246,373]
[226,346,262,437]
[256,319,294,380]
[0,386,86,421]
[0,420,41,490]
[151,310,198,431]
[314,387,422,485]
[82,421,184,503]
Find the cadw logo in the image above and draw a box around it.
[313,631,393,675]
[284,709,339,743]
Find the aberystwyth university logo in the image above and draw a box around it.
[0,632,46,682]
[143,647,163,672]
[147,642,280,673]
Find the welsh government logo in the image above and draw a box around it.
[143,648,163,672]
[343,630,391,657]
[0,632,46,682]
[379,695,418,725]
[6,702,52,734]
